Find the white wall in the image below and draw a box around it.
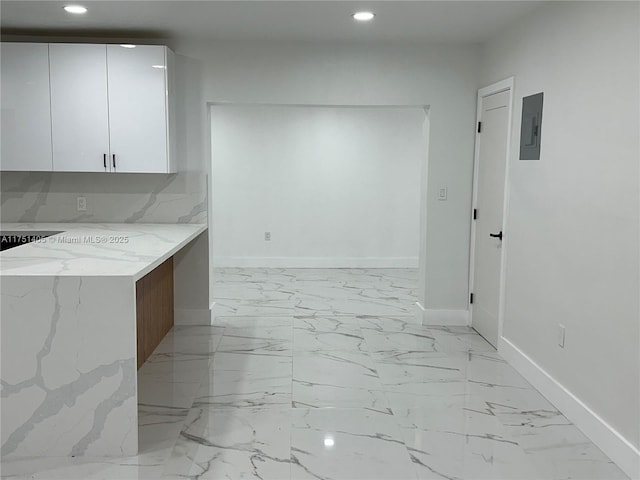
[175,40,480,309]
[482,1,639,474]
[211,105,425,267]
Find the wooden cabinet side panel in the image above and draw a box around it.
[141,257,174,363]
[136,280,145,369]
[142,269,159,360]
[163,257,175,336]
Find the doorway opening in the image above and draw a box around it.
[208,104,430,319]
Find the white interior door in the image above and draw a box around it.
[50,44,110,172]
[106,45,168,173]
[471,89,511,347]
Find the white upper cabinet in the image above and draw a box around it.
[107,45,170,173]
[1,42,176,173]
[50,44,111,172]
[1,43,53,171]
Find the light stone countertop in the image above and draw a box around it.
[0,223,207,279]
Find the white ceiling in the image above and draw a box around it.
[1,1,543,44]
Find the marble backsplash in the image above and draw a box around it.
[0,171,207,224]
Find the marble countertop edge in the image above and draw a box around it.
[0,222,207,279]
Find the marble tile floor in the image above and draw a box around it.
[1,317,627,480]
[1,269,627,479]
[212,268,420,317]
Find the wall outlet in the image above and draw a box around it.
[557,324,566,348]
[76,196,87,212]
[264,231,271,241]
[438,187,448,201]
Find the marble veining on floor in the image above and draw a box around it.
[212,267,420,317]
[1,269,627,480]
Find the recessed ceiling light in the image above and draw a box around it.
[63,5,88,14]
[120,44,136,49]
[352,11,375,21]
[151,65,166,69]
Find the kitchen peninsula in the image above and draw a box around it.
[0,223,206,457]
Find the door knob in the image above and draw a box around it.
[489,231,503,241]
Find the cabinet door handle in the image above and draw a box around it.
[103,153,107,169]
[112,154,116,169]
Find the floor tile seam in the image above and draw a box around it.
[204,364,294,371]
[185,405,295,414]
[166,330,225,337]
[209,350,294,358]
[285,403,419,480]
[214,313,417,318]
[217,336,294,343]
[214,351,294,358]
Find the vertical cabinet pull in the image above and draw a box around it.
[103,153,107,169]
[112,154,116,170]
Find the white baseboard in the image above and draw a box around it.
[174,307,213,326]
[213,256,418,268]
[422,308,469,326]
[500,337,640,479]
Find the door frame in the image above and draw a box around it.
[468,77,515,350]
[208,103,430,314]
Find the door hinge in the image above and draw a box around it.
[473,208,477,220]
[477,121,482,133]
[470,293,474,304]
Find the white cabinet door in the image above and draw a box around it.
[107,45,169,173]
[0,43,53,171]
[50,44,110,172]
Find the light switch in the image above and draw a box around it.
[558,324,566,348]
[438,187,448,201]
